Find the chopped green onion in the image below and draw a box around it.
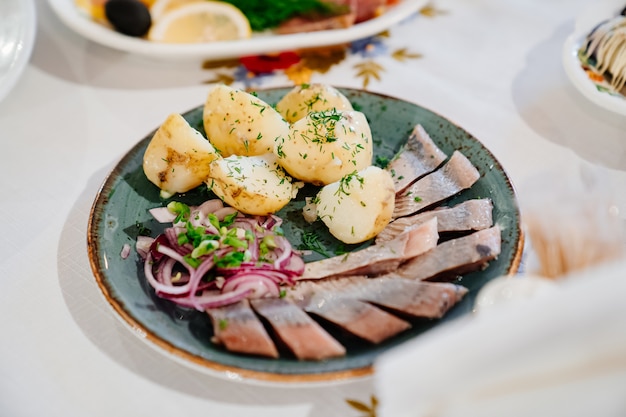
[221,211,239,227]
[191,239,220,259]
[184,254,202,268]
[207,213,221,230]
[215,251,246,268]
[167,201,190,223]
[223,235,248,249]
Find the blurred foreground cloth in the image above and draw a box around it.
[374,260,626,417]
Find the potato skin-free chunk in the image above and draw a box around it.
[316,166,395,244]
[275,109,373,185]
[203,84,289,157]
[207,153,296,216]
[143,113,219,197]
[275,83,354,123]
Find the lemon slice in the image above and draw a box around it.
[149,0,201,22]
[147,1,251,43]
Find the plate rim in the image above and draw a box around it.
[86,87,524,386]
[48,0,428,61]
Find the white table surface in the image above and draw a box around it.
[1,0,625,416]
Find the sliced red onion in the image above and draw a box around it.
[120,243,131,259]
[196,199,224,215]
[221,272,280,299]
[213,206,238,221]
[135,236,154,259]
[144,253,193,296]
[282,254,305,275]
[149,207,176,223]
[169,286,254,310]
[140,200,304,310]
[164,227,193,255]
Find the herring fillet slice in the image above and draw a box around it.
[397,226,502,281]
[206,300,279,358]
[300,217,439,280]
[387,124,448,194]
[376,199,493,244]
[299,292,412,344]
[351,276,468,319]
[291,275,468,321]
[250,298,346,360]
[393,151,481,219]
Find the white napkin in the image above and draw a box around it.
[374,260,626,417]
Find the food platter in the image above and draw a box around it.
[0,0,36,103]
[562,0,626,115]
[87,87,523,385]
[48,0,428,62]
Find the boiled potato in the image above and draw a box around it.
[275,109,373,185]
[207,153,296,215]
[203,85,289,157]
[316,166,395,244]
[275,84,354,123]
[143,113,220,198]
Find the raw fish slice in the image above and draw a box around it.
[301,292,412,344]
[206,300,279,358]
[290,276,467,320]
[353,276,468,319]
[397,226,502,281]
[351,0,387,23]
[250,298,346,360]
[393,151,480,219]
[276,13,356,34]
[376,199,493,243]
[387,124,448,193]
[276,0,357,34]
[300,217,439,280]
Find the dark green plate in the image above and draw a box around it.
[87,87,523,384]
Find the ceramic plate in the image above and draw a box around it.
[48,0,427,62]
[0,0,36,102]
[87,87,523,385]
[562,0,626,115]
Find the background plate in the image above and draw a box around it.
[48,0,427,62]
[87,87,523,385]
[562,0,626,115]
[0,0,36,103]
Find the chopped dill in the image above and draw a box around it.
[298,231,331,258]
[375,155,390,168]
[334,171,364,197]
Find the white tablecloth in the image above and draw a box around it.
[1,0,625,416]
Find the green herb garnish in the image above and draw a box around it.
[221,0,347,31]
[167,201,190,223]
[298,231,331,258]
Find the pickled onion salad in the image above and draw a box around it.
[136,199,304,310]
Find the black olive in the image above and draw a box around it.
[621,6,626,16]
[104,0,152,37]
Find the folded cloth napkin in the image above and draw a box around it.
[374,260,626,417]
